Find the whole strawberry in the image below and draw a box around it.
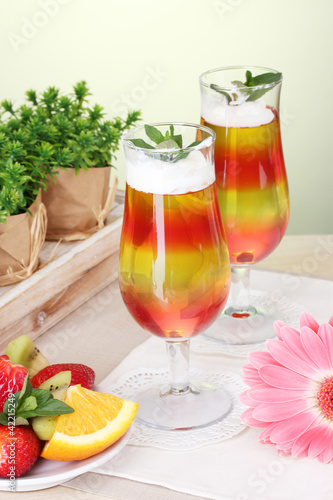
[0,425,42,478]
[32,363,95,390]
[0,358,29,411]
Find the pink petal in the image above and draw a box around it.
[269,410,320,443]
[239,390,258,408]
[266,339,321,380]
[259,365,311,390]
[317,436,333,463]
[329,316,333,327]
[274,320,289,339]
[249,385,312,403]
[279,326,315,365]
[317,323,333,368]
[292,443,310,458]
[276,440,294,456]
[242,364,262,387]
[241,407,268,427]
[253,399,314,422]
[259,422,291,444]
[278,448,292,457]
[301,326,331,370]
[248,351,280,369]
[300,312,319,332]
[308,424,332,458]
[276,439,294,451]
[258,426,274,443]
[292,422,328,458]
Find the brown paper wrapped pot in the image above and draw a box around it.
[0,194,46,283]
[42,166,113,240]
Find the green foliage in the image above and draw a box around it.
[0,376,74,425]
[211,70,282,103]
[128,124,204,163]
[0,140,55,224]
[0,81,141,223]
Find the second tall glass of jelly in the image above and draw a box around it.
[199,66,289,344]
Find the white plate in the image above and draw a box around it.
[0,429,131,492]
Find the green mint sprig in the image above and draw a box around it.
[211,70,282,103]
[0,376,74,426]
[210,84,233,104]
[128,124,204,163]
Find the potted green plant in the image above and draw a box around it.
[1,81,140,240]
[0,134,53,284]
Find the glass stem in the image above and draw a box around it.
[224,267,256,318]
[165,340,191,395]
[231,267,250,310]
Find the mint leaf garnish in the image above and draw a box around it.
[2,392,20,416]
[31,396,73,417]
[244,71,282,101]
[17,395,38,414]
[245,70,253,86]
[231,80,246,88]
[0,414,8,425]
[0,376,74,425]
[128,125,204,162]
[156,138,180,149]
[210,84,232,104]
[245,88,270,102]
[171,134,182,148]
[128,138,155,149]
[250,72,282,86]
[18,374,32,402]
[144,124,165,145]
[173,141,203,163]
[211,70,282,103]
[32,388,54,407]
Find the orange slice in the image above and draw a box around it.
[41,384,138,461]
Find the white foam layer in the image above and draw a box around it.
[201,91,274,128]
[125,148,215,195]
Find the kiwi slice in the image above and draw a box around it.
[38,371,72,401]
[32,415,57,441]
[31,371,72,441]
[5,334,49,378]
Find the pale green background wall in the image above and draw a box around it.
[0,0,332,235]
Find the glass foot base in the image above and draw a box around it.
[203,304,281,345]
[136,380,232,431]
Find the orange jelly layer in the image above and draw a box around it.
[119,184,230,339]
[201,115,289,264]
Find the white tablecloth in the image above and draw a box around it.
[67,270,333,500]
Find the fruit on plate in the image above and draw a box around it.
[0,425,42,478]
[31,415,58,442]
[32,363,95,390]
[41,384,139,461]
[0,334,139,473]
[5,334,49,378]
[36,370,72,399]
[0,375,74,431]
[31,371,72,441]
[0,357,29,412]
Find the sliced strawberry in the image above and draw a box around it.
[0,425,41,478]
[0,358,29,411]
[31,363,95,390]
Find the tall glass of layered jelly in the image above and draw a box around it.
[199,67,289,344]
[119,123,232,430]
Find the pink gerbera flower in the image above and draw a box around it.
[240,312,333,463]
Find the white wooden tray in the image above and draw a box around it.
[0,194,124,350]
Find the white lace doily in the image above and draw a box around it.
[106,368,247,450]
[191,292,306,358]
